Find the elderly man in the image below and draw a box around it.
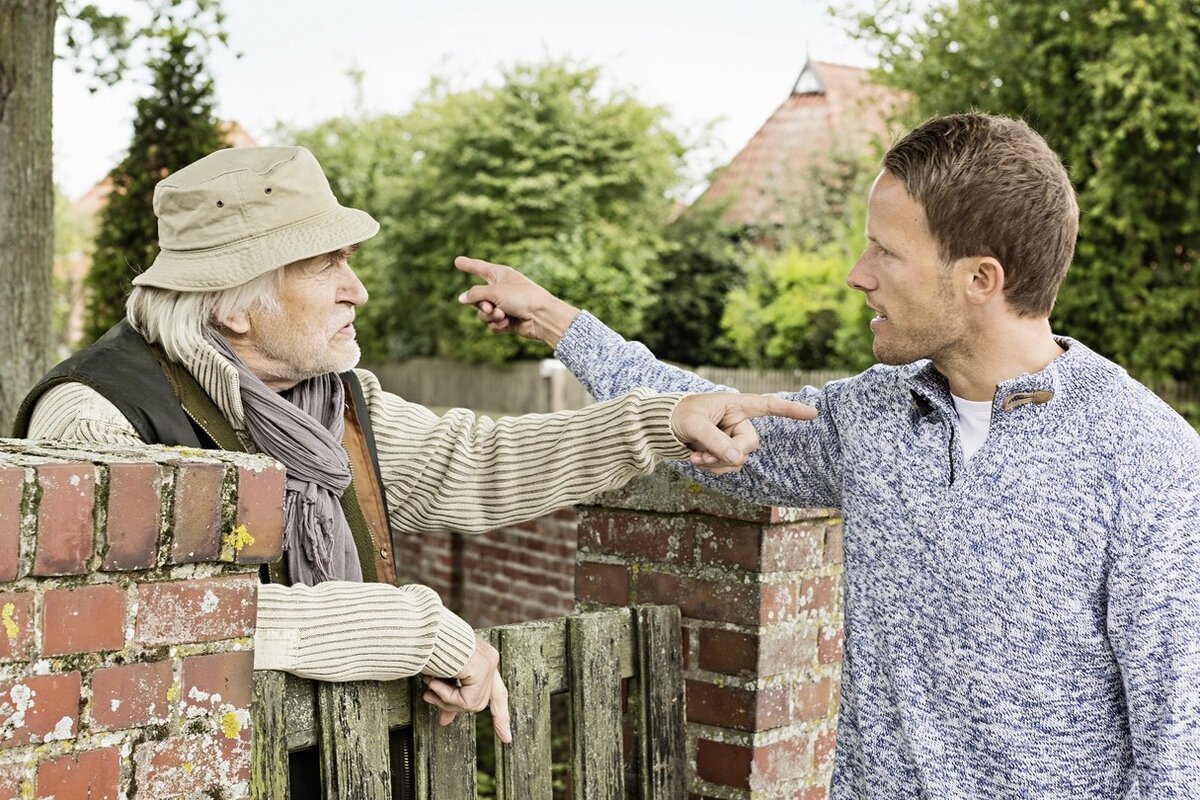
[458,114,1200,796]
[14,146,812,745]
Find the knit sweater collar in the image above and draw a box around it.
[179,333,249,433]
[901,336,1121,425]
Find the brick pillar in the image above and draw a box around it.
[0,439,283,799]
[576,468,843,799]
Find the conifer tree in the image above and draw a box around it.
[84,32,224,341]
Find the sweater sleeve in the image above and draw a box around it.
[554,311,843,508]
[354,370,691,534]
[253,581,477,680]
[1106,449,1200,794]
[25,382,146,446]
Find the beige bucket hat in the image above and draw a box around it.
[133,146,380,291]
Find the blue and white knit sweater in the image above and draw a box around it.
[557,312,1200,799]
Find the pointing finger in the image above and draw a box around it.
[454,256,501,280]
[735,395,817,421]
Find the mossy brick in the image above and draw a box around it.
[0,591,35,664]
[35,747,119,800]
[698,521,827,572]
[818,624,843,665]
[794,676,834,722]
[135,574,257,646]
[824,522,844,565]
[814,727,837,773]
[696,623,819,678]
[41,584,126,656]
[90,660,173,730]
[0,672,81,749]
[577,509,694,563]
[0,467,25,582]
[759,622,819,675]
[181,650,254,713]
[233,463,285,563]
[103,462,164,571]
[685,678,790,732]
[574,560,630,606]
[751,734,817,787]
[0,763,24,797]
[33,463,96,576]
[697,628,760,675]
[635,570,762,625]
[169,460,225,564]
[133,729,251,797]
[587,467,840,524]
[788,576,839,617]
[695,738,753,789]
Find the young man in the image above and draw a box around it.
[457,114,1200,797]
[15,145,814,746]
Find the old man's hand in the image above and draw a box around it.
[422,635,513,744]
[671,393,817,474]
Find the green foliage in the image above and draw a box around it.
[59,0,232,90]
[290,60,686,363]
[722,199,875,371]
[847,0,1200,385]
[717,146,880,371]
[638,200,752,367]
[83,32,224,340]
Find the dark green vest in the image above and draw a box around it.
[14,322,398,585]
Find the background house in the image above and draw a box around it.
[699,59,906,229]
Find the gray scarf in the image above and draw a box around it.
[208,334,362,585]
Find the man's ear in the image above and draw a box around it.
[962,256,1005,306]
[218,310,251,335]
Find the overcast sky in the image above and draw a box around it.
[53,0,875,198]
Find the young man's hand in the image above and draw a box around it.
[456,256,580,348]
[671,393,817,474]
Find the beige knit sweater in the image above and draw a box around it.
[27,335,690,681]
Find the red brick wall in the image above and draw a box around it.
[393,509,578,628]
[576,469,844,800]
[0,440,282,799]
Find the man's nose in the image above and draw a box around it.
[341,267,369,305]
[846,254,872,291]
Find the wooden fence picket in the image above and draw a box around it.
[249,605,683,799]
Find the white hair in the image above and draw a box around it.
[125,268,283,363]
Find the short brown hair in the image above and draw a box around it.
[883,114,1078,317]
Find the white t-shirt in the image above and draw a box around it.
[950,393,993,463]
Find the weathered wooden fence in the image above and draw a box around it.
[364,357,855,415]
[250,605,685,799]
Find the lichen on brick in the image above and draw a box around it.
[220,710,241,739]
[1,604,19,642]
[220,525,255,561]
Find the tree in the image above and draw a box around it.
[0,0,228,432]
[849,0,1200,386]
[83,32,224,340]
[0,0,57,433]
[721,196,875,372]
[292,60,687,363]
[640,201,752,367]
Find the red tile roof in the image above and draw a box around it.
[699,61,907,226]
